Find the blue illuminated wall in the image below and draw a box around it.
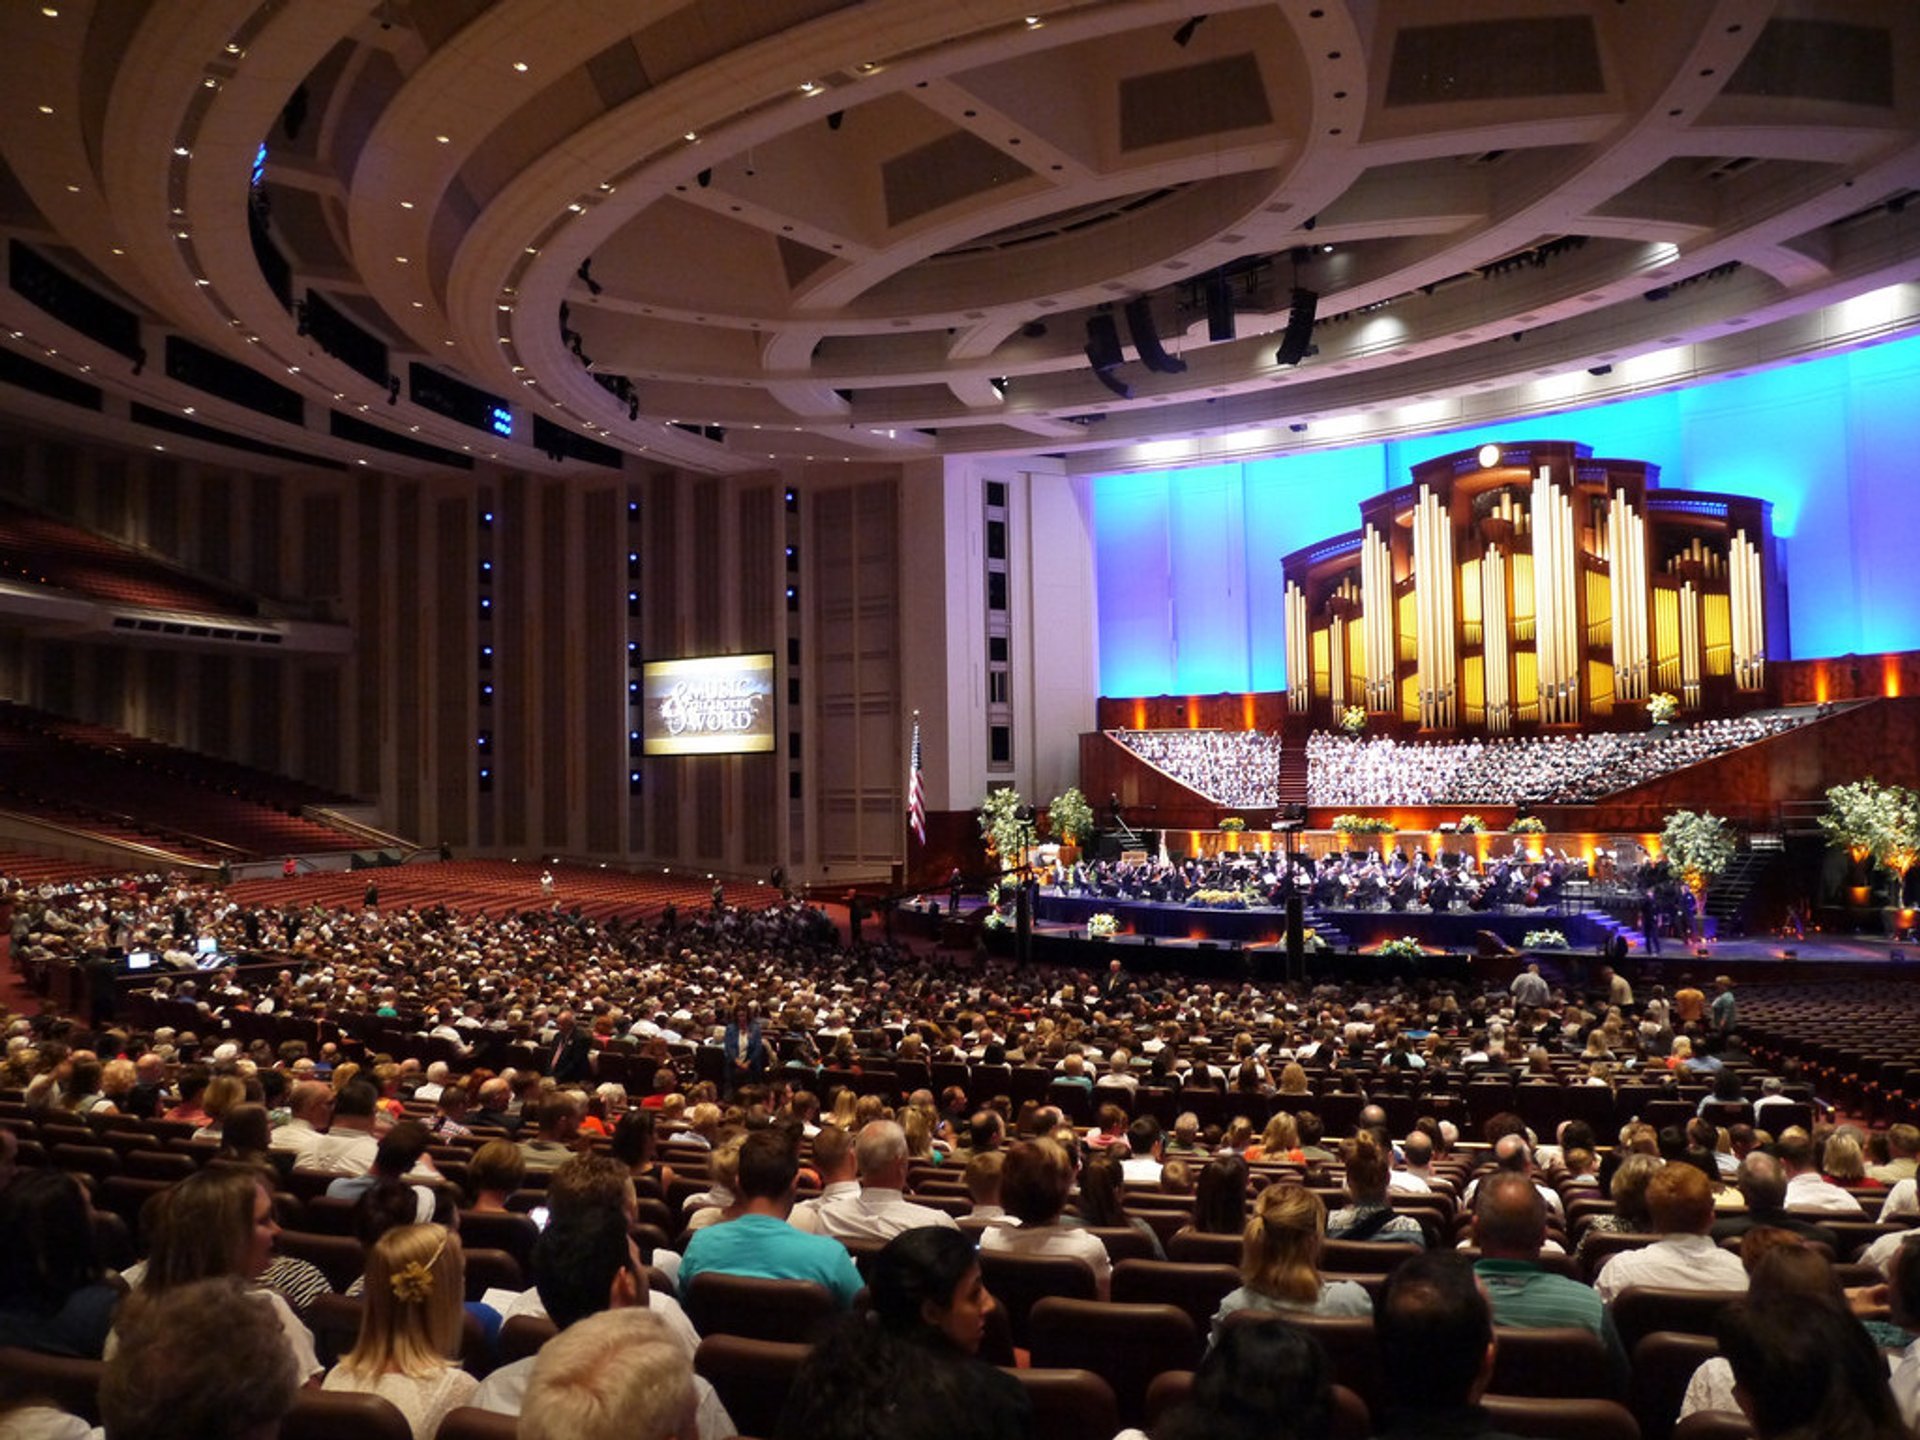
[1093,331,1920,695]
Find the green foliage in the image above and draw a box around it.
[1456,814,1486,833]
[1375,936,1426,960]
[1507,817,1547,834]
[1048,786,1095,846]
[1820,778,1920,877]
[1331,814,1396,834]
[1219,816,1247,832]
[1661,808,1736,894]
[977,787,1028,863]
[1339,705,1368,735]
[1648,692,1680,725]
[1524,929,1569,950]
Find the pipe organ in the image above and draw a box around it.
[1279,441,1782,734]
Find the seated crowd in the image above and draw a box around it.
[1,869,1918,1440]
[1306,711,1810,806]
[1107,730,1283,809]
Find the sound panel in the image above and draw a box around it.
[1206,273,1235,342]
[1084,312,1125,371]
[1124,297,1187,374]
[1275,287,1319,366]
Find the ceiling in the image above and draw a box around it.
[1,0,1919,478]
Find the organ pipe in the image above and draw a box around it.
[1482,544,1511,734]
[1730,529,1764,691]
[1680,579,1702,707]
[1412,485,1457,729]
[1361,526,1393,712]
[1529,469,1579,724]
[1285,581,1309,713]
[1606,491,1649,702]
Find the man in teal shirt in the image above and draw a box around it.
[679,1129,863,1307]
[1471,1170,1626,1387]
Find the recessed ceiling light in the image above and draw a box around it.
[41,5,59,15]
[202,78,218,89]
[799,81,819,94]
[224,42,241,54]
[287,365,299,373]
[512,61,528,72]
[683,131,697,141]
[175,230,189,239]
[110,247,124,255]
[65,184,79,193]
[400,200,413,209]
[1025,16,1042,27]
[566,202,584,213]
[194,277,210,286]
[524,246,538,255]
[37,105,53,115]
[182,406,195,414]
[395,255,409,263]
[435,134,450,144]
[173,145,190,157]
[410,301,424,309]
[497,303,511,312]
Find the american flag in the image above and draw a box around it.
[907,717,927,846]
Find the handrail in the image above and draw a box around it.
[0,788,245,858]
[299,805,415,849]
[0,807,219,872]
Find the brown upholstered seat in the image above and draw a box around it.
[1026,1297,1201,1428]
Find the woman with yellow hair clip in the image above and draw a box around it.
[321,1223,476,1438]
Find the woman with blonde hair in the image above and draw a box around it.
[192,1074,248,1140]
[1209,1183,1370,1342]
[1245,1111,1302,1164]
[321,1223,475,1438]
[1823,1130,1871,1186]
[1277,1062,1310,1095]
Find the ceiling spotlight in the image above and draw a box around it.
[512,60,528,72]
[36,105,53,115]
[683,130,697,142]
[172,145,191,157]
[799,80,819,94]
[1172,14,1208,46]
[435,134,450,144]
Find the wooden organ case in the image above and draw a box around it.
[1281,441,1785,733]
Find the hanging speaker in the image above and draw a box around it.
[1206,272,1235,342]
[1124,296,1187,374]
[1084,312,1124,371]
[1275,287,1319,366]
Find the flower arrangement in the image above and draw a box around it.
[1190,888,1255,910]
[1301,927,1329,954]
[1508,817,1547,834]
[1339,705,1368,735]
[1524,929,1569,950]
[1649,692,1680,725]
[1456,814,1486,833]
[1374,936,1427,961]
[1087,912,1120,938]
[1219,816,1247,832]
[1331,814,1396,835]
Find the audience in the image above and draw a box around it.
[99,1277,302,1440]
[1210,1183,1371,1340]
[1370,1252,1512,1440]
[518,1309,699,1440]
[677,1130,862,1307]
[978,1138,1111,1300]
[1592,1162,1748,1304]
[320,1223,475,1439]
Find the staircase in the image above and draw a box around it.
[1278,711,1311,809]
[1300,906,1350,949]
[1705,844,1784,932]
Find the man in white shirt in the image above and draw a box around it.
[1388,1130,1436,1195]
[269,1081,334,1168]
[801,1120,958,1242]
[1777,1128,1865,1215]
[300,1080,380,1175]
[1119,1117,1165,1187]
[1751,1076,1797,1129]
[788,1125,859,1234]
[1461,1136,1564,1222]
[1593,1162,1749,1304]
[471,1205,731,1440]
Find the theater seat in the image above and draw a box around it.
[282,1388,413,1440]
[493,1313,556,1366]
[0,1346,105,1424]
[1630,1331,1719,1440]
[1610,1288,1747,1358]
[1146,1371,1371,1440]
[1110,1259,1240,1333]
[693,1334,810,1440]
[1219,1310,1382,1414]
[1489,1326,1622,1400]
[1481,1395,1642,1440]
[1001,1367,1119,1440]
[437,1408,519,1440]
[1027,1298,1201,1427]
[1670,1413,1754,1440]
[681,1273,837,1344]
[976,1251,1099,1348]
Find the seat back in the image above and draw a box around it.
[1109,1259,1240,1334]
[1319,1239,1421,1276]
[0,1346,105,1424]
[1026,1298,1201,1428]
[1610,1287,1747,1358]
[457,1211,540,1271]
[1001,1367,1120,1440]
[275,1230,366,1292]
[462,1246,523,1301]
[497,1314,559,1365]
[682,1272,837,1343]
[1489,1326,1621,1400]
[1480,1395,1642,1440]
[282,1388,414,1440]
[693,1334,811,1440]
[1165,1229,1243,1265]
[976,1250,1098,1347]
[1670,1413,1755,1440]
[1084,1225,1159,1264]
[1581,1231,1660,1283]
[1219,1310,1382,1413]
[1144,1371,1371,1440]
[1630,1330,1720,1440]
[436,1403,520,1440]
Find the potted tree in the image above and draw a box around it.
[1660,809,1735,941]
[1047,786,1095,865]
